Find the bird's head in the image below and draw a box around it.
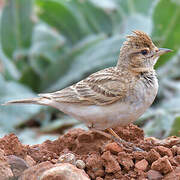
[117,30,172,72]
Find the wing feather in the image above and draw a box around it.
[40,67,128,105]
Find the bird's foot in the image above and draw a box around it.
[90,128,144,152]
[107,128,144,152]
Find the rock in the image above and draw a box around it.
[104,172,127,180]
[78,132,93,143]
[134,169,147,179]
[155,146,173,157]
[175,167,180,177]
[118,151,134,170]
[76,159,86,169]
[51,158,58,164]
[175,155,180,164]
[19,161,53,180]
[133,151,148,161]
[164,167,180,180]
[7,155,29,177]
[24,155,36,167]
[171,145,178,156]
[147,170,163,180]
[0,148,13,179]
[86,153,104,179]
[58,153,76,165]
[114,124,144,142]
[0,163,13,180]
[27,146,58,163]
[169,156,179,166]
[135,159,148,171]
[101,151,121,173]
[0,149,6,161]
[145,136,180,147]
[20,162,90,180]
[40,163,90,180]
[0,125,179,180]
[104,142,123,154]
[96,177,103,180]
[0,161,13,180]
[114,171,126,179]
[151,156,173,174]
[146,149,161,164]
[0,134,26,157]
[177,147,180,155]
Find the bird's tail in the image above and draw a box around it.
[2,97,51,106]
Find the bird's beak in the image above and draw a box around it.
[156,48,172,56]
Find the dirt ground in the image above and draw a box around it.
[0,124,180,180]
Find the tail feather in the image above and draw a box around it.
[2,97,46,106]
[2,95,61,110]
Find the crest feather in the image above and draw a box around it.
[125,30,155,49]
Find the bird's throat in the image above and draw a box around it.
[130,67,154,75]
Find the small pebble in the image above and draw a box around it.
[151,156,173,174]
[147,170,163,180]
[155,146,173,157]
[76,160,86,169]
[118,152,134,170]
[135,159,148,171]
[102,151,121,173]
[58,153,76,165]
[146,149,161,164]
[7,155,29,177]
[104,142,123,154]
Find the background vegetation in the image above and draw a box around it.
[0,0,179,144]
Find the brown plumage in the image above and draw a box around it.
[126,30,156,49]
[43,67,128,105]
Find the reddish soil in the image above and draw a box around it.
[0,124,180,180]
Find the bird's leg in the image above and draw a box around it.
[107,128,143,152]
[89,124,143,151]
[89,124,112,139]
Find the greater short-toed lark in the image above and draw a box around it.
[4,30,171,147]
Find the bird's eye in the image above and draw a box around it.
[141,49,148,55]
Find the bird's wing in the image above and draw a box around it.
[40,67,128,105]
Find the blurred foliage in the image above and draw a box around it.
[0,0,180,144]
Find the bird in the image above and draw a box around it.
[4,30,171,149]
